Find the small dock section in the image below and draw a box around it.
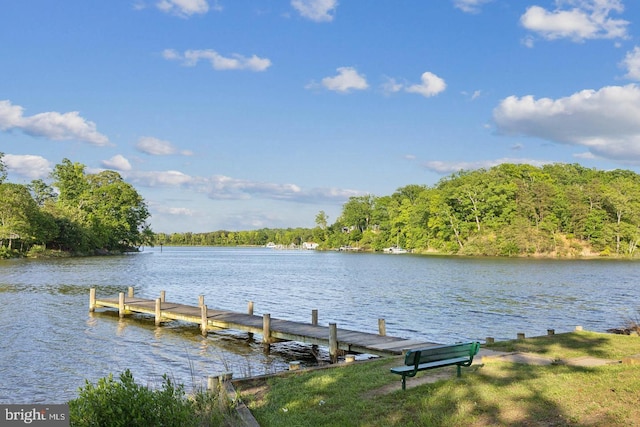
[89,288,436,360]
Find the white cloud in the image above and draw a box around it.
[406,72,447,98]
[101,155,132,171]
[136,136,179,155]
[381,77,403,95]
[0,100,109,146]
[493,84,640,162]
[521,0,629,42]
[163,49,271,71]
[206,176,363,203]
[423,158,550,174]
[291,0,337,22]
[320,67,368,93]
[621,46,640,81]
[453,0,493,14]
[155,206,195,216]
[4,154,51,179]
[156,0,209,17]
[127,168,362,203]
[128,170,196,187]
[208,175,302,200]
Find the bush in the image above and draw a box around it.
[69,370,197,427]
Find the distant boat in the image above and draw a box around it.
[383,246,408,254]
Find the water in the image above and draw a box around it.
[0,247,638,403]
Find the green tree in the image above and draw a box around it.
[51,158,89,206]
[0,183,40,250]
[28,179,56,207]
[0,152,7,183]
[340,195,377,233]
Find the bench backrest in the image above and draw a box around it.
[405,342,480,366]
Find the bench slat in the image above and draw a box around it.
[390,356,469,375]
[405,342,478,365]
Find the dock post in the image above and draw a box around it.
[155,298,162,326]
[89,288,96,312]
[311,309,318,326]
[263,314,272,344]
[329,323,338,364]
[118,292,125,318]
[517,332,525,340]
[201,304,208,336]
[378,318,386,336]
[160,291,166,303]
[199,295,204,308]
[248,301,254,315]
[128,287,134,298]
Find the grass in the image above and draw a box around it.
[484,330,640,360]
[236,331,640,426]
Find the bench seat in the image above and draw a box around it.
[390,356,471,375]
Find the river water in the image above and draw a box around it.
[0,247,638,403]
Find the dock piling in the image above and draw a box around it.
[312,309,318,326]
[160,291,166,303]
[378,318,386,336]
[155,298,162,326]
[329,323,338,363]
[201,304,208,336]
[248,301,254,316]
[89,288,96,312]
[263,314,272,344]
[118,292,125,318]
[199,295,204,308]
[128,287,134,298]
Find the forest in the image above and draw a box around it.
[2,154,639,258]
[0,154,152,258]
[157,163,640,258]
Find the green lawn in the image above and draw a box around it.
[236,332,640,426]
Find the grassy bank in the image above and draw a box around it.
[236,331,640,426]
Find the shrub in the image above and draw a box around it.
[69,370,197,427]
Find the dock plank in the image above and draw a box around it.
[92,294,436,356]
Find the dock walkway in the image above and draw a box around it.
[90,288,436,358]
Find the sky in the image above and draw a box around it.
[2,0,640,233]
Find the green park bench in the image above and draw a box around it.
[390,341,481,390]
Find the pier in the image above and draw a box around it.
[89,287,437,360]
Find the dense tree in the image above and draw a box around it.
[28,179,57,207]
[0,152,7,184]
[0,183,40,250]
[323,163,640,257]
[0,158,152,256]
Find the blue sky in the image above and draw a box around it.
[2,0,640,233]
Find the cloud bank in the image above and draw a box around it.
[521,0,629,43]
[163,49,272,72]
[493,84,640,162]
[0,100,109,146]
[291,0,338,22]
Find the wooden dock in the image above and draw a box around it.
[89,288,437,359]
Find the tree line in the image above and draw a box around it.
[0,154,152,258]
[3,155,638,258]
[159,163,640,257]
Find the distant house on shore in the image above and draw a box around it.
[302,242,319,250]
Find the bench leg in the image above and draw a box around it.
[402,375,406,391]
[457,365,461,378]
